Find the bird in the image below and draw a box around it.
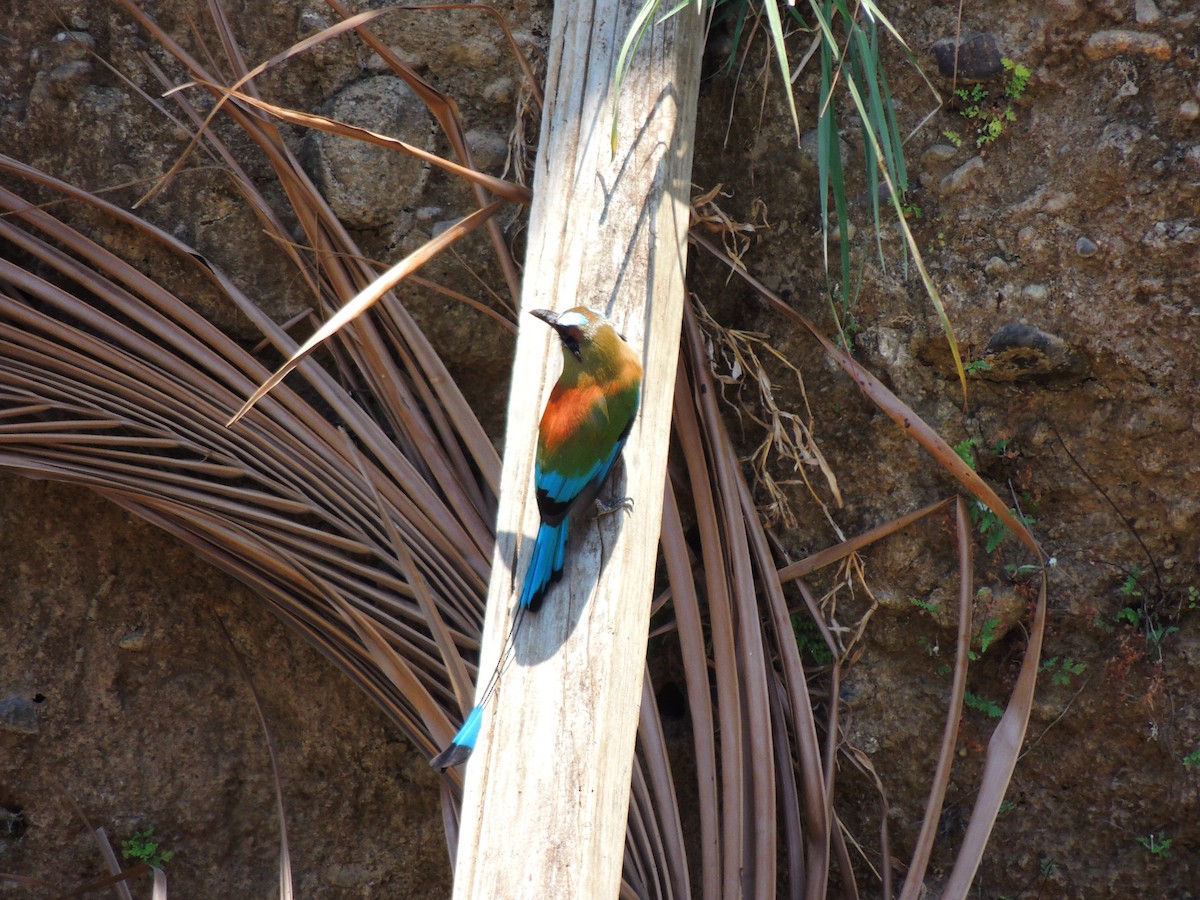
[431,306,643,769]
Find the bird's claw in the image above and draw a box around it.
[594,496,634,519]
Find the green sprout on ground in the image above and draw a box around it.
[951,437,1028,552]
[1039,857,1058,877]
[1115,604,1178,660]
[977,615,1001,654]
[964,358,992,376]
[951,58,1032,147]
[1136,831,1173,859]
[973,504,1011,553]
[953,436,980,468]
[963,689,1004,719]
[121,827,175,869]
[792,615,834,666]
[1182,748,1200,770]
[1040,656,1086,686]
[1120,566,1144,599]
[911,597,940,616]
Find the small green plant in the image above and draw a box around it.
[941,128,963,148]
[955,82,988,109]
[121,827,175,869]
[834,310,861,352]
[950,438,1027,551]
[964,358,992,376]
[911,597,940,615]
[950,58,1031,147]
[1040,656,1087,686]
[1116,603,1179,660]
[998,800,1016,814]
[1004,57,1032,99]
[977,615,1001,654]
[1187,586,1199,609]
[1181,747,1200,770]
[964,689,1004,718]
[953,436,980,469]
[973,503,1011,553]
[792,615,834,666]
[967,613,1000,661]
[1039,857,1058,877]
[1120,566,1144,599]
[1136,830,1173,859]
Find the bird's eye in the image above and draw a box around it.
[561,328,583,360]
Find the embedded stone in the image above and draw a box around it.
[931,33,1003,80]
[0,696,38,735]
[1084,30,1171,62]
[306,76,434,229]
[982,322,1086,382]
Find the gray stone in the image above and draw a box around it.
[465,128,509,172]
[984,256,1009,276]
[306,76,434,229]
[1075,236,1098,257]
[921,143,960,166]
[938,156,984,195]
[0,696,38,734]
[931,33,1004,80]
[799,128,849,169]
[1135,0,1163,24]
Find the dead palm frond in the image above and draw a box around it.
[0,2,1048,896]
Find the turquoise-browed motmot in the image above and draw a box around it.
[431,306,643,768]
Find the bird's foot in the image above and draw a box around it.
[594,495,634,519]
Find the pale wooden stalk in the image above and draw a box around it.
[449,2,703,898]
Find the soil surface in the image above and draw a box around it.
[2,0,1198,897]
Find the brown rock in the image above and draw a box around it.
[1084,30,1171,62]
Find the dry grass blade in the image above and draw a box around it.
[675,302,839,897]
[943,570,1048,895]
[672,348,747,898]
[217,617,294,900]
[660,478,720,900]
[636,668,690,896]
[180,79,530,204]
[899,496,974,899]
[228,197,507,426]
[778,497,953,582]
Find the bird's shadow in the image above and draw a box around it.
[492,464,631,669]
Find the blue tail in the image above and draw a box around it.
[431,521,568,768]
[519,520,568,612]
[430,703,483,769]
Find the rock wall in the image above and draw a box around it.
[2,0,1197,895]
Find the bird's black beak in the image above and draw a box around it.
[529,309,559,329]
